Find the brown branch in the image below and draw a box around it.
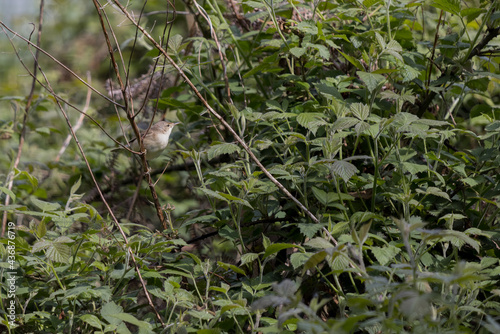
[1,1,44,237]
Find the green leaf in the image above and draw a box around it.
[416,186,451,201]
[296,112,327,135]
[207,143,241,160]
[357,71,386,93]
[400,65,420,82]
[290,252,313,269]
[371,245,401,265]
[36,221,47,238]
[331,160,358,183]
[80,314,103,330]
[350,103,370,121]
[296,21,318,35]
[461,7,486,22]
[240,252,259,266]
[298,223,324,239]
[332,117,359,132]
[263,243,303,259]
[339,51,364,70]
[431,0,460,15]
[31,197,61,212]
[290,47,306,58]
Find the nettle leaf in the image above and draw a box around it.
[290,47,306,58]
[400,65,420,82]
[298,223,325,239]
[331,160,359,183]
[263,243,303,259]
[350,103,370,121]
[371,245,401,265]
[416,187,451,201]
[431,0,460,15]
[296,21,318,35]
[357,71,386,93]
[461,7,486,22]
[332,117,359,132]
[31,197,61,212]
[296,113,327,135]
[207,143,241,160]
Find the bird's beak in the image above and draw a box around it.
[173,122,181,126]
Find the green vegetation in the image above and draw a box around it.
[1,0,499,333]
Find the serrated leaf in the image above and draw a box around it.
[416,186,451,201]
[304,237,335,249]
[296,113,326,135]
[371,245,401,265]
[263,243,302,259]
[31,197,61,212]
[357,71,386,93]
[290,47,306,58]
[240,252,259,266]
[290,252,313,269]
[199,187,227,202]
[69,177,82,197]
[350,103,370,121]
[207,143,241,160]
[36,221,47,238]
[296,21,318,35]
[331,160,358,183]
[401,65,420,82]
[298,223,324,239]
[332,117,359,132]
[402,162,428,175]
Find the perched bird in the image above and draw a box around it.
[131,121,179,160]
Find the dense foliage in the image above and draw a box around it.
[1,0,500,333]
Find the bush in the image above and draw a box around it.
[1,0,499,333]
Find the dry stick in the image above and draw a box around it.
[1,1,44,237]
[92,0,168,230]
[112,1,338,245]
[55,72,92,162]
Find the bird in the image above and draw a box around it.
[130,121,179,160]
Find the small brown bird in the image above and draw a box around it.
[131,121,179,160]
